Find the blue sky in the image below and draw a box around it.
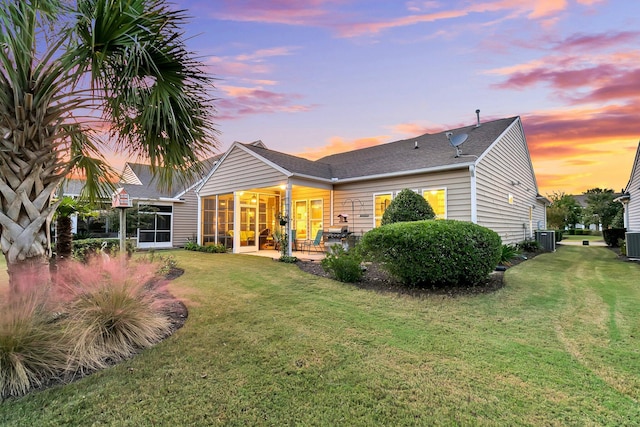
[113,0,640,195]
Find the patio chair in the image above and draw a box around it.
[300,230,323,253]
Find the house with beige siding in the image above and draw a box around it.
[196,116,548,254]
[616,142,640,231]
[116,160,218,249]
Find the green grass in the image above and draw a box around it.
[0,247,639,425]
[563,234,604,242]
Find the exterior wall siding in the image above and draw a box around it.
[172,188,198,247]
[199,146,288,196]
[475,120,542,244]
[333,169,471,236]
[626,149,640,231]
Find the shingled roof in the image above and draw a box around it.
[120,155,221,199]
[241,143,333,180]
[233,117,519,182]
[318,117,518,180]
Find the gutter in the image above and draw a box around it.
[330,163,472,184]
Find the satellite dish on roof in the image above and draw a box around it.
[446,132,468,157]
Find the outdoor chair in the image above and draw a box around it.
[300,230,323,253]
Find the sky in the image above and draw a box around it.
[113,0,640,196]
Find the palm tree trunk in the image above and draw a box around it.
[56,215,73,261]
[0,153,60,292]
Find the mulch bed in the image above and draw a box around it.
[296,253,537,298]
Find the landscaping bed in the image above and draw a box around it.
[296,255,535,297]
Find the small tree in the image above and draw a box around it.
[546,192,582,230]
[582,188,622,230]
[381,189,435,225]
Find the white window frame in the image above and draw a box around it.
[422,187,447,219]
[373,192,394,228]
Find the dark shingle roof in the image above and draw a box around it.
[234,117,518,181]
[120,155,222,199]
[318,117,518,179]
[241,144,334,180]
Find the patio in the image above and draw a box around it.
[243,249,326,262]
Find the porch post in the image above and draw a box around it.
[286,181,292,257]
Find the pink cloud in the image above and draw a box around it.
[207,0,578,39]
[557,31,640,51]
[210,0,337,26]
[217,85,316,119]
[297,135,390,160]
[207,46,298,79]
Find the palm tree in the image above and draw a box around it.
[0,0,217,287]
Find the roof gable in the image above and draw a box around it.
[624,142,640,194]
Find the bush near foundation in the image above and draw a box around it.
[359,220,501,287]
[381,188,435,225]
[321,245,363,283]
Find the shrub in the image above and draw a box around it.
[55,258,172,372]
[359,220,501,287]
[139,251,179,277]
[321,245,363,283]
[0,289,68,399]
[278,255,298,263]
[517,239,541,253]
[500,244,520,266]
[381,189,435,225]
[184,241,227,253]
[603,228,626,247]
[73,238,135,262]
[618,238,627,256]
[554,229,564,242]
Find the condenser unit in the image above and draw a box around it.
[626,232,640,258]
[535,230,556,252]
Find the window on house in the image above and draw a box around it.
[138,204,172,244]
[309,199,323,239]
[374,193,393,227]
[422,188,447,219]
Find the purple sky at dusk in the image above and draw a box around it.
[112,0,640,196]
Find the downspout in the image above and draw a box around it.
[330,189,334,227]
[469,164,478,223]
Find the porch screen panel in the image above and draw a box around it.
[202,196,216,245]
[217,194,234,249]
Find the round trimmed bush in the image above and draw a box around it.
[381,188,435,225]
[359,220,501,287]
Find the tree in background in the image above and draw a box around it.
[546,192,582,230]
[582,188,623,230]
[0,0,216,286]
[381,189,435,225]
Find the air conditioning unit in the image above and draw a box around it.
[535,230,556,252]
[626,232,640,258]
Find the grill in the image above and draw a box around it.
[324,226,352,250]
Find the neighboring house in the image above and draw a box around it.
[196,116,548,254]
[58,157,218,249]
[616,142,640,231]
[117,159,218,249]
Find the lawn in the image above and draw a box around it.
[0,246,639,425]
[562,233,604,242]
